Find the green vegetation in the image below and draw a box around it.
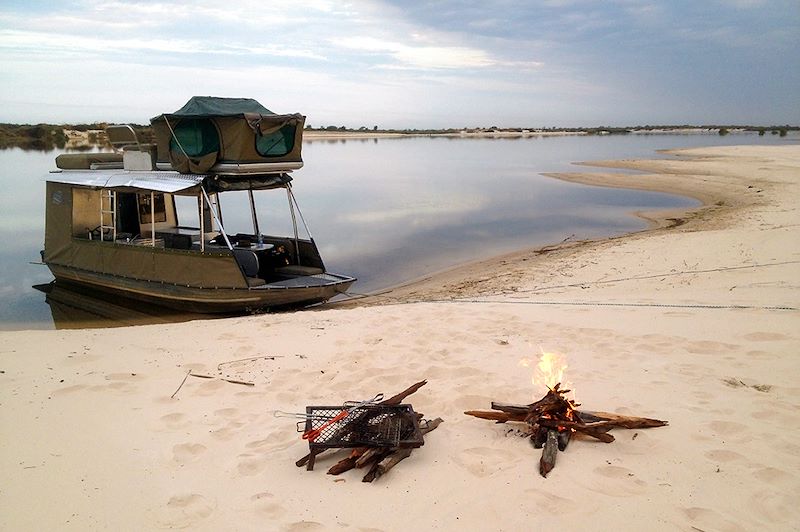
[1,122,797,151]
[0,122,154,150]
[0,123,68,150]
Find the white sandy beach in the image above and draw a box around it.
[1,144,799,531]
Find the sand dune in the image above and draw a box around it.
[1,145,798,531]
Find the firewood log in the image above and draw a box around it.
[363,417,444,483]
[531,425,547,449]
[355,448,387,468]
[297,380,428,468]
[557,430,572,451]
[363,449,412,482]
[296,450,327,468]
[327,455,359,475]
[490,402,531,415]
[381,380,428,405]
[539,430,559,477]
[536,418,616,443]
[577,410,668,428]
[463,410,525,422]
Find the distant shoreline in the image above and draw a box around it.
[303,127,786,140]
[1,122,795,150]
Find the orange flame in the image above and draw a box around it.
[519,347,574,398]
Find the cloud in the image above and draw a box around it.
[336,36,493,69]
[333,35,542,70]
[0,0,797,126]
[0,28,327,63]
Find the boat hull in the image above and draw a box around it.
[47,264,356,314]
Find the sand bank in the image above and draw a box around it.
[2,145,798,531]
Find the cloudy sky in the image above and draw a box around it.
[1,0,798,128]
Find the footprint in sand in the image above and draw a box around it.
[703,449,748,464]
[742,332,789,342]
[245,431,297,453]
[151,493,215,529]
[284,521,326,531]
[452,447,518,478]
[707,420,748,437]
[749,489,796,524]
[237,456,267,476]
[172,443,207,464]
[585,465,648,496]
[685,340,739,355]
[682,506,747,532]
[52,384,88,395]
[191,378,227,396]
[752,467,795,486]
[214,407,239,419]
[521,490,579,515]
[254,500,287,519]
[210,420,246,441]
[160,412,190,430]
[746,350,776,360]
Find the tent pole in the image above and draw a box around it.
[248,188,260,239]
[201,187,233,250]
[112,191,117,242]
[214,193,224,229]
[287,186,313,239]
[198,193,205,252]
[150,191,155,247]
[287,186,300,264]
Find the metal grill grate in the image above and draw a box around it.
[304,404,424,450]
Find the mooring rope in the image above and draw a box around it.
[332,259,800,312]
[334,290,796,311]
[511,260,800,295]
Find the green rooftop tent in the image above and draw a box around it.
[150,96,306,174]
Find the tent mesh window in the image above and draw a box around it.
[170,118,220,157]
[255,124,295,157]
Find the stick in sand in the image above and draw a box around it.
[170,369,192,399]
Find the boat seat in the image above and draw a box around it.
[246,277,267,287]
[163,233,192,250]
[276,265,324,276]
[233,249,260,277]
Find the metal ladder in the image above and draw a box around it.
[99,189,116,242]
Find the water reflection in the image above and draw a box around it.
[33,282,212,330]
[3,132,797,330]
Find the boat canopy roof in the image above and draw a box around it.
[150,96,305,174]
[46,170,292,194]
[150,96,276,121]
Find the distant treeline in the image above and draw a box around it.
[306,124,800,136]
[1,121,796,150]
[0,122,152,150]
[304,124,798,136]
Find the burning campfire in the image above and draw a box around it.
[465,350,667,477]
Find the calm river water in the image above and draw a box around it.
[1,131,795,329]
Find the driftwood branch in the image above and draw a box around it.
[216,355,282,371]
[170,369,192,399]
[189,373,255,386]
